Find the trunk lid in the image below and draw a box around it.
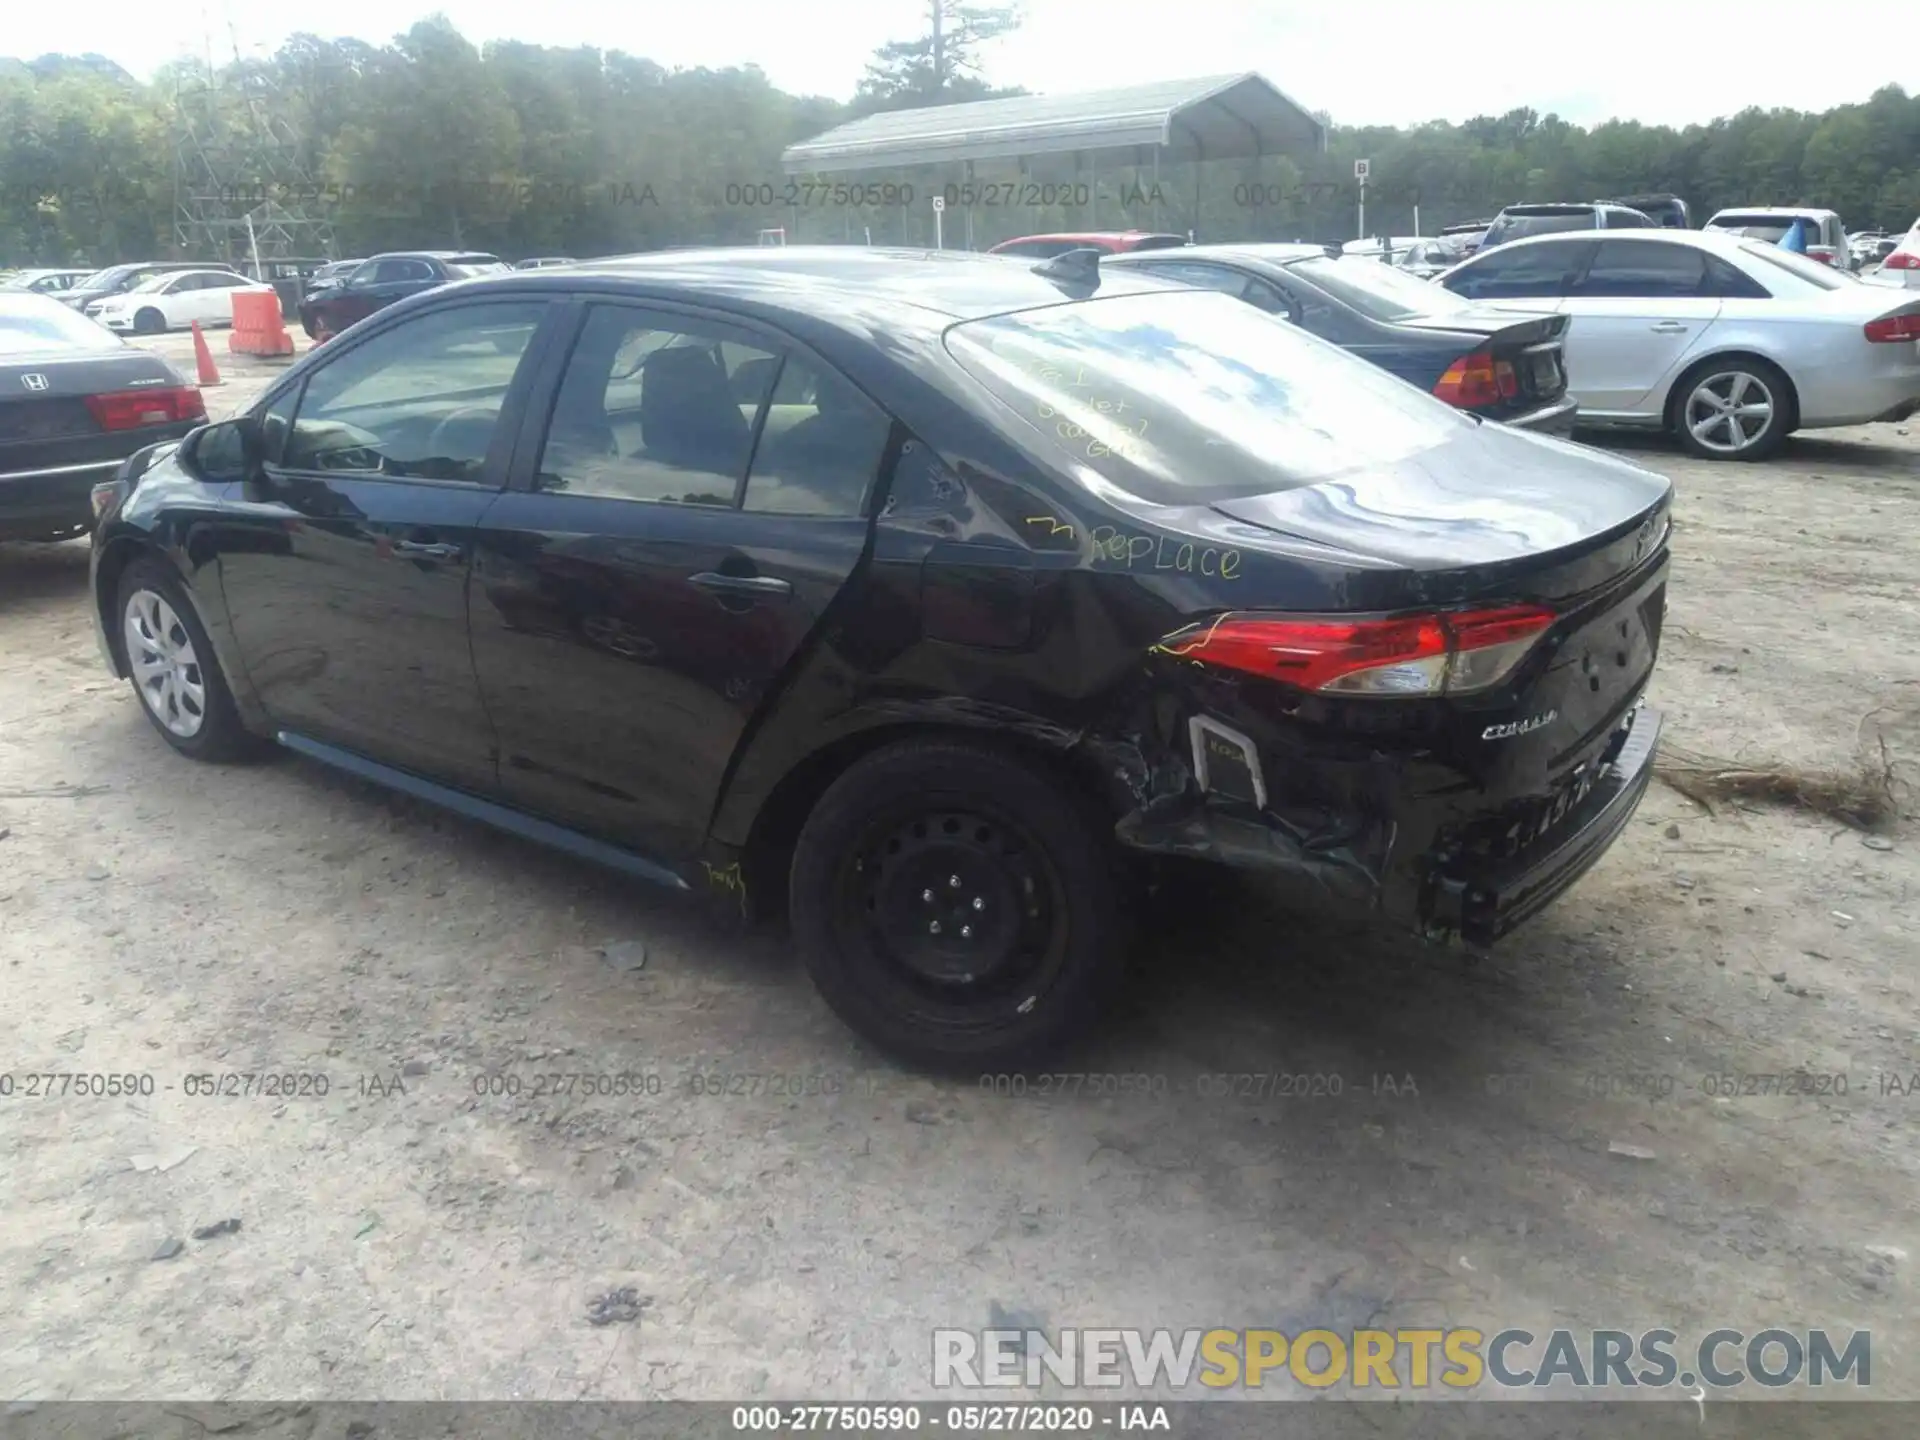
[1209,421,1670,602]
[1408,312,1570,413]
[0,352,183,443]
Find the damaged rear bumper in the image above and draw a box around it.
[1110,698,1662,946]
[1425,704,1660,944]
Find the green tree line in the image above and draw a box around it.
[3,9,1917,267]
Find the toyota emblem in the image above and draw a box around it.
[20,373,49,391]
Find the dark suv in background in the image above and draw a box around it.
[297,251,510,339]
[1605,194,1691,229]
[1479,202,1655,251]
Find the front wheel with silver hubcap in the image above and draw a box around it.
[1671,357,1792,461]
[789,740,1127,1070]
[116,557,259,760]
[125,589,206,738]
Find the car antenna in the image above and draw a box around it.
[1031,247,1102,289]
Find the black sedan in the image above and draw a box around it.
[1107,243,1578,432]
[87,248,1669,1068]
[1,291,205,543]
[297,251,510,340]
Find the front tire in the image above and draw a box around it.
[117,557,259,761]
[789,739,1128,1071]
[133,307,167,336]
[1669,356,1792,461]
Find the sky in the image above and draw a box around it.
[6,0,1915,131]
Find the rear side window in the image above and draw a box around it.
[743,357,893,516]
[946,290,1465,508]
[1573,241,1707,298]
[537,306,774,506]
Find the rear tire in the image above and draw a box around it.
[133,307,166,336]
[1668,356,1792,461]
[789,739,1127,1071]
[116,557,261,762]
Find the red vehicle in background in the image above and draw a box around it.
[987,231,1189,259]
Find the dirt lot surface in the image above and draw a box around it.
[2,334,1917,1405]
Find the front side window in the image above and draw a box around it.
[1446,241,1590,301]
[946,289,1465,508]
[282,301,546,482]
[535,305,776,507]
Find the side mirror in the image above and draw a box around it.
[184,417,259,483]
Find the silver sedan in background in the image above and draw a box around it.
[1436,228,1920,459]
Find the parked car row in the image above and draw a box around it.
[72,244,1676,1069]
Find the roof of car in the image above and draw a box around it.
[1457,227,1763,258]
[994,231,1183,241]
[1108,242,1330,265]
[472,245,1183,322]
[1708,206,1839,219]
[370,251,502,262]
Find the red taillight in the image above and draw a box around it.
[1864,313,1920,344]
[1433,351,1520,409]
[1805,246,1838,266]
[1158,605,1556,697]
[1883,250,1919,270]
[84,386,206,431]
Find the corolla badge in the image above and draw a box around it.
[1482,711,1557,741]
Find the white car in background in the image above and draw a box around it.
[1437,228,1920,460]
[92,269,276,335]
[1702,206,1854,271]
[1881,220,1920,289]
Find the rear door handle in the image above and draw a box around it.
[689,571,792,598]
[394,540,461,560]
[1649,322,1690,334]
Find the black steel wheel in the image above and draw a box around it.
[790,740,1127,1069]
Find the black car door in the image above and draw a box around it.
[213,297,557,791]
[467,299,895,859]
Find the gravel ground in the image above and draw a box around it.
[1,334,1917,1404]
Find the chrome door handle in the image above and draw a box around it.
[690,571,792,597]
[394,540,461,560]
[1649,322,1689,334]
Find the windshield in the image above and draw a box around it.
[1287,255,1473,321]
[447,260,510,279]
[1738,241,1850,292]
[71,267,130,292]
[128,273,175,294]
[0,292,120,354]
[945,290,1467,507]
[1485,210,1597,246]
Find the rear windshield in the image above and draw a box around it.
[1737,241,1849,292]
[945,290,1466,507]
[1485,209,1598,245]
[1285,255,1476,322]
[0,293,122,354]
[1708,214,1821,245]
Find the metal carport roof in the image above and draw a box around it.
[781,73,1325,175]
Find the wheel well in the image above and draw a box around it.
[1664,350,1800,431]
[93,536,153,674]
[736,722,1114,920]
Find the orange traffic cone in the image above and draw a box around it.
[190,321,222,386]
